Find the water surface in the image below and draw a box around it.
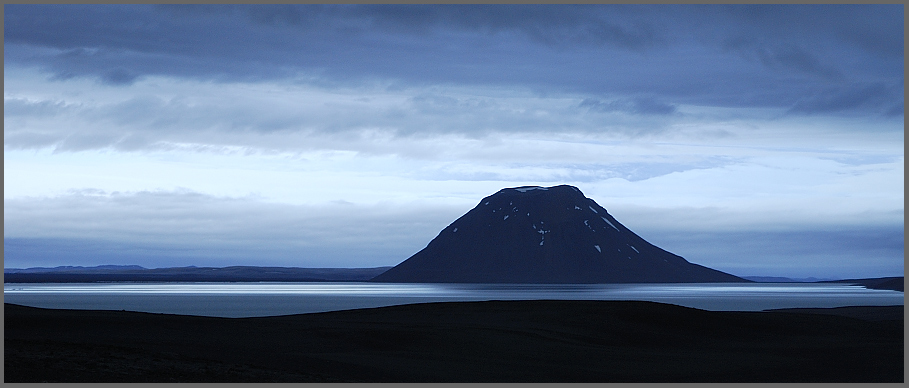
[4,282,903,318]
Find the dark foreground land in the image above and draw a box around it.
[5,300,903,383]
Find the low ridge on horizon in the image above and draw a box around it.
[372,185,748,283]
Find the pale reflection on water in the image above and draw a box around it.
[4,282,903,318]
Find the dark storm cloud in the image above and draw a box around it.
[580,97,677,116]
[223,4,663,49]
[4,5,903,116]
[723,39,844,81]
[99,68,141,86]
[718,4,903,60]
[788,82,904,116]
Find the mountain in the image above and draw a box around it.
[372,185,748,283]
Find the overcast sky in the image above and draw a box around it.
[4,5,904,279]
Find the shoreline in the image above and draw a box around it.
[5,269,902,292]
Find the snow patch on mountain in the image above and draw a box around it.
[537,228,549,246]
[516,186,548,193]
[602,217,620,232]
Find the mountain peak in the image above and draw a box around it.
[499,184,579,195]
[372,185,747,284]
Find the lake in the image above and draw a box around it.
[4,282,903,318]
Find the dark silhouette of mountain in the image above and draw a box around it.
[372,185,748,283]
[3,266,393,283]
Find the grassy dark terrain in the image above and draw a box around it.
[5,300,903,382]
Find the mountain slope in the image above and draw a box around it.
[373,185,747,283]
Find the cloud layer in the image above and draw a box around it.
[6,5,902,115]
[4,5,903,278]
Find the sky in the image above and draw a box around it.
[3,4,904,279]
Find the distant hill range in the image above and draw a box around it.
[4,266,392,283]
[372,185,748,283]
[743,276,837,283]
[744,276,904,292]
[824,277,904,292]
